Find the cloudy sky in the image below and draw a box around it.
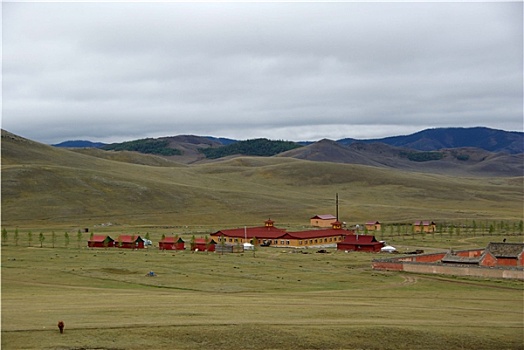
[2,1,522,144]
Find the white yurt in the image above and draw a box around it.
[381,245,397,253]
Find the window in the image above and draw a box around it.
[299,240,302,245]
[286,240,290,245]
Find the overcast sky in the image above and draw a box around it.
[2,2,523,144]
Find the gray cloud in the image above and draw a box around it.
[2,2,522,144]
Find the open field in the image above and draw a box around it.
[2,131,524,348]
[2,233,523,350]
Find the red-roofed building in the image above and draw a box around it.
[159,237,185,250]
[116,235,145,249]
[212,219,349,248]
[211,219,287,247]
[277,224,348,248]
[87,235,115,248]
[310,214,337,227]
[190,238,216,252]
[337,234,384,252]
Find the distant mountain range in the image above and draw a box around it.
[47,127,524,177]
[337,127,523,154]
[53,127,523,155]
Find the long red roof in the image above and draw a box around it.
[281,229,350,240]
[211,226,287,239]
[116,235,144,243]
[88,235,114,242]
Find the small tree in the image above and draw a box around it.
[77,229,82,248]
[39,232,45,248]
[190,235,196,251]
[28,231,33,247]
[64,232,70,248]
[2,228,8,245]
[14,228,19,246]
[51,231,56,248]
[519,220,523,235]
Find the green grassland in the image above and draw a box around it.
[2,130,523,349]
[2,234,523,350]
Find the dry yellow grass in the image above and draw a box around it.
[2,236,523,350]
[2,130,523,349]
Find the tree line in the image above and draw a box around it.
[199,138,302,159]
[102,138,182,156]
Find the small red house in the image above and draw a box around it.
[116,235,145,249]
[191,238,216,252]
[337,234,384,252]
[159,237,185,250]
[87,235,115,248]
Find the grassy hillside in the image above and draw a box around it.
[2,130,523,231]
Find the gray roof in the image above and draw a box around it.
[487,242,524,258]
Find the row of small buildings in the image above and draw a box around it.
[311,215,437,233]
[88,219,386,252]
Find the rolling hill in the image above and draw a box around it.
[51,128,523,175]
[2,129,523,230]
[277,139,524,177]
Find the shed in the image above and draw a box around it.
[159,237,185,250]
[364,221,381,231]
[87,235,115,248]
[191,238,216,252]
[116,235,145,249]
[310,214,337,228]
[215,243,244,254]
[337,234,384,252]
[413,221,437,233]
